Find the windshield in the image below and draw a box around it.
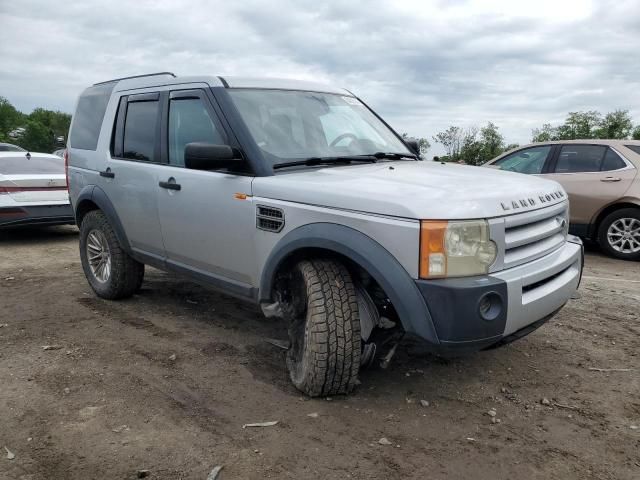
[228,89,411,166]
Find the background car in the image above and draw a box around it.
[0,142,27,152]
[0,151,74,227]
[52,148,66,158]
[485,140,640,260]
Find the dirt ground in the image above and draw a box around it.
[0,226,638,480]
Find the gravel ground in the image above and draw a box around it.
[0,225,638,479]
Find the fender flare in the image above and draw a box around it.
[259,223,440,344]
[75,185,132,253]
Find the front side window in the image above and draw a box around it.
[168,97,225,167]
[227,89,411,165]
[555,145,606,173]
[492,145,551,174]
[123,100,159,161]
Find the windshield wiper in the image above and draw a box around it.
[370,151,418,160]
[273,155,379,170]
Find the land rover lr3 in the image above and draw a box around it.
[67,73,584,397]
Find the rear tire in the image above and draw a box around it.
[597,208,640,261]
[79,210,145,299]
[285,259,361,397]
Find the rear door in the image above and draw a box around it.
[102,92,166,259]
[155,89,257,293]
[543,144,636,225]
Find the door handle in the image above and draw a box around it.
[600,177,621,182]
[99,168,115,178]
[159,178,181,191]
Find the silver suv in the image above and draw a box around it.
[67,72,583,396]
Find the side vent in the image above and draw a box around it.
[256,205,285,233]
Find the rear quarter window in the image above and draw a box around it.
[625,145,640,155]
[0,155,64,175]
[69,83,115,150]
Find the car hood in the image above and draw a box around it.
[252,161,567,220]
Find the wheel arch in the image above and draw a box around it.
[259,223,440,345]
[75,185,132,253]
[590,199,640,238]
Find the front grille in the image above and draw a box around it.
[256,205,285,232]
[502,202,568,269]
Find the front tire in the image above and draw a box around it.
[79,210,145,299]
[598,208,640,261]
[285,259,361,397]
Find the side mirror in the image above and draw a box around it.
[184,142,243,170]
[405,137,419,155]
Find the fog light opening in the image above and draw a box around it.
[478,292,503,322]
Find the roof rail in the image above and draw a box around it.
[93,72,176,86]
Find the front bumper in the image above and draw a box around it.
[415,237,583,352]
[0,204,74,228]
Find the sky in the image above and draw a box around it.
[1,0,638,152]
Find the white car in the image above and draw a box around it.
[0,151,73,227]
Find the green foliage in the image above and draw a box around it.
[0,97,70,152]
[596,110,634,139]
[0,96,26,142]
[434,123,505,165]
[432,126,463,159]
[20,120,53,152]
[633,126,640,141]
[532,110,635,142]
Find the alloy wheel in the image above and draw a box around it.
[86,229,112,282]
[607,218,640,254]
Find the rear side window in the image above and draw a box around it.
[0,155,64,175]
[123,100,160,161]
[69,83,115,150]
[555,145,606,173]
[625,145,640,155]
[601,148,626,171]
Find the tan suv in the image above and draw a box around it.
[485,140,640,260]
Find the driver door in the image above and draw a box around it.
[156,89,257,296]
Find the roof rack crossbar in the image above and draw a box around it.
[93,72,176,86]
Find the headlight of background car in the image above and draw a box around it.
[419,220,497,278]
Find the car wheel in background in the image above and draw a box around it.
[79,210,145,299]
[598,208,640,261]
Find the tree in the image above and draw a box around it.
[532,123,558,142]
[633,126,640,140]
[433,126,463,160]
[596,110,633,139]
[479,122,504,161]
[19,120,52,152]
[29,107,71,142]
[0,96,25,142]
[557,111,603,139]
[458,127,482,165]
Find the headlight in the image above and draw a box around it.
[420,220,497,278]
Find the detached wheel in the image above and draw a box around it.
[598,208,640,261]
[79,210,145,299]
[284,259,361,397]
